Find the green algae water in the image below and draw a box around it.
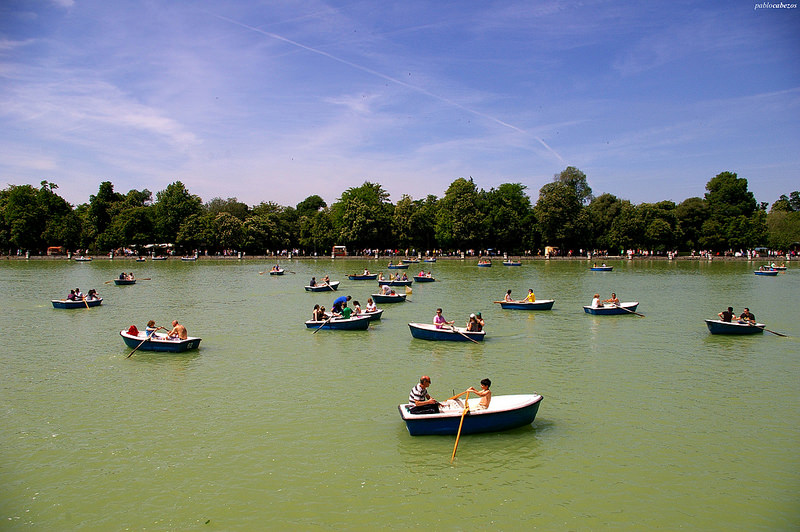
[1,258,798,530]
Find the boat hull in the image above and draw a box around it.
[502,262,522,266]
[401,259,419,264]
[372,293,406,303]
[705,319,765,335]
[583,302,638,315]
[387,264,409,269]
[120,331,201,352]
[348,274,377,280]
[477,262,492,267]
[408,322,485,342]
[399,394,542,435]
[361,309,383,321]
[114,279,136,285]
[412,276,436,282]
[753,271,778,276]
[590,266,613,271]
[378,279,412,286]
[52,298,103,309]
[499,300,555,310]
[269,270,285,275]
[305,315,371,330]
[304,281,340,292]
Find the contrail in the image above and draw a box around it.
[211,13,565,163]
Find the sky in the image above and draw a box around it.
[1,0,798,209]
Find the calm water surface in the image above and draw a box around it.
[1,258,798,530]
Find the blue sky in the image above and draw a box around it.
[1,0,798,209]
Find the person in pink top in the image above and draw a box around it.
[433,308,454,329]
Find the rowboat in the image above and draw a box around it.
[348,274,377,280]
[398,394,543,436]
[120,330,202,352]
[152,256,168,261]
[269,268,285,275]
[401,258,419,263]
[502,261,522,266]
[477,261,492,267]
[372,293,406,303]
[753,270,778,276]
[114,279,136,285]
[304,281,340,292]
[387,263,409,269]
[74,256,92,262]
[408,322,485,342]
[305,315,371,331]
[423,258,437,263]
[412,275,436,282]
[52,298,103,309]
[590,266,613,271]
[181,256,197,261]
[705,319,766,335]
[497,299,555,310]
[378,279,412,286]
[583,302,638,315]
[763,265,786,271]
[135,257,147,262]
[361,309,384,321]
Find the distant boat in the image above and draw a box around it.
[135,257,147,262]
[477,260,492,267]
[583,302,638,315]
[305,315,371,331]
[399,394,543,436]
[181,256,197,261]
[348,274,377,280]
[590,265,613,271]
[497,299,555,310]
[152,256,168,261]
[753,270,778,276]
[304,281,340,292]
[412,275,436,282]
[120,330,201,352]
[502,261,522,266]
[113,279,137,285]
[408,323,485,342]
[423,258,437,263]
[378,279,412,286]
[52,298,103,309]
[372,293,406,303]
[387,263,409,269]
[705,319,766,335]
[401,258,419,263]
[269,268,285,275]
[74,256,92,262]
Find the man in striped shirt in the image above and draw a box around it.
[409,375,440,414]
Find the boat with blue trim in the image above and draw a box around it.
[497,299,555,310]
[408,322,485,342]
[305,315,371,331]
[705,319,765,335]
[583,302,638,315]
[120,330,202,352]
[304,281,340,292]
[52,298,103,309]
[372,293,406,303]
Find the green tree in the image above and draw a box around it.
[89,181,124,238]
[435,178,486,250]
[700,171,764,250]
[676,197,707,251]
[205,197,249,220]
[770,191,800,213]
[534,167,592,252]
[153,181,203,242]
[484,183,533,253]
[586,193,625,251]
[330,182,393,249]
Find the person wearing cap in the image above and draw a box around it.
[474,311,484,330]
[718,306,736,322]
[466,313,479,331]
[408,376,439,414]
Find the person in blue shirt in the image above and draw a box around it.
[332,295,351,314]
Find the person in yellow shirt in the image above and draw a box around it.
[523,289,536,302]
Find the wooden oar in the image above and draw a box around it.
[138,278,151,280]
[448,390,470,401]
[745,321,788,337]
[614,304,645,317]
[127,330,156,358]
[104,280,114,284]
[449,325,480,344]
[83,297,90,309]
[313,316,333,334]
[450,391,470,462]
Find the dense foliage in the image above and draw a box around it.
[1,171,797,255]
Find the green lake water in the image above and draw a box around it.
[1,258,798,530]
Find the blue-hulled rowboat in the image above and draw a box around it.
[477,260,492,267]
[412,275,436,282]
[398,394,543,436]
[269,268,285,275]
[361,309,383,321]
[497,299,555,310]
[423,258,437,263]
[408,322,485,342]
[583,302,638,315]
[305,315,371,330]
[52,298,103,309]
[304,281,340,292]
[387,263,409,269]
[590,266,613,271]
[114,278,136,285]
[401,258,419,263]
[753,270,778,276]
[705,319,766,335]
[120,330,201,352]
[502,261,522,266]
[372,293,406,303]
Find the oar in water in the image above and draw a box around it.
[104,280,114,284]
[127,330,156,358]
[450,391,471,462]
[745,321,788,337]
[83,297,90,309]
[449,325,480,344]
[313,316,333,334]
[614,304,645,317]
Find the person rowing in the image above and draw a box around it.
[603,292,620,306]
[434,308,454,329]
[738,307,756,324]
[523,289,536,303]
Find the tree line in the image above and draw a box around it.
[1,168,799,256]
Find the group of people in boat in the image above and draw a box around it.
[270,264,282,272]
[503,289,536,303]
[590,292,620,307]
[118,272,135,280]
[66,288,99,300]
[311,294,379,321]
[309,275,331,287]
[718,306,756,324]
[417,270,433,278]
[433,308,484,332]
[133,319,189,340]
[408,375,492,414]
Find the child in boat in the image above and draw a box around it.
[467,379,492,410]
[366,298,377,312]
